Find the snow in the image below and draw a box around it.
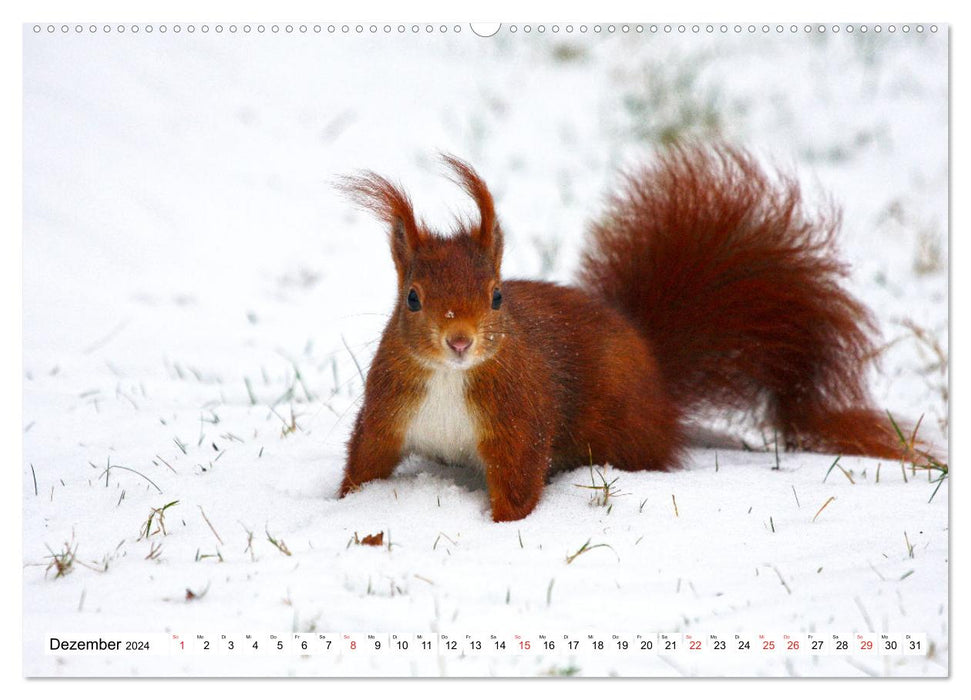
[22,23,948,677]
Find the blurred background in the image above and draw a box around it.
[23,24,948,445]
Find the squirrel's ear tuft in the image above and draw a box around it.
[441,154,503,269]
[339,172,424,280]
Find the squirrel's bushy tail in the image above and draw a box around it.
[578,143,906,460]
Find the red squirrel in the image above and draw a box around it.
[337,144,913,522]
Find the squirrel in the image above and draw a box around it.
[337,144,916,522]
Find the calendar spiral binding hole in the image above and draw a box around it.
[32,23,939,36]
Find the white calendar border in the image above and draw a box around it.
[8,0,960,694]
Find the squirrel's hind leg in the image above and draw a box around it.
[593,405,685,474]
[582,333,686,473]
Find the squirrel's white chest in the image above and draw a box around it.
[403,369,483,469]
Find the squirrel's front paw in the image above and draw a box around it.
[489,489,541,522]
[337,478,360,498]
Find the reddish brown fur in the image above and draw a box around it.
[579,144,907,460]
[339,146,912,522]
[468,281,683,520]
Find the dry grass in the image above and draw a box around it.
[138,501,179,540]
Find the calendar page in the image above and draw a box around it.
[22,21,948,678]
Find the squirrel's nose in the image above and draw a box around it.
[446,334,473,356]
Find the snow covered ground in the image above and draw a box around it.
[22,23,948,677]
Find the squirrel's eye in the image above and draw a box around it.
[407,288,422,312]
[491,287,503,310]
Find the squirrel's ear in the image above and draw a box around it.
[441,154,503,270]
[339,172,424,280]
